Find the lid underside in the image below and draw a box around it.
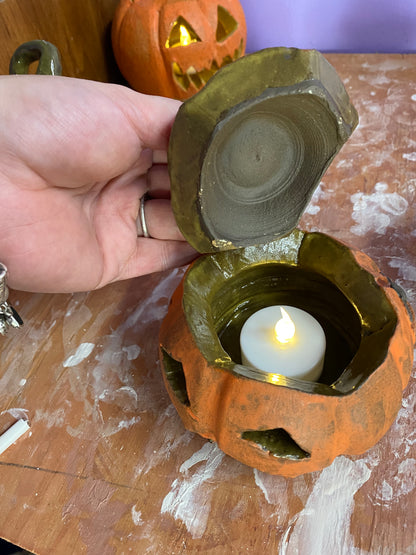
[169,47,358,253]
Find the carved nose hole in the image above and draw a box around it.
[161,348,190,406]
[242,428,311,460]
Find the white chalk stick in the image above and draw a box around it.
[0,419,30,455]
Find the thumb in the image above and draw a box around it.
[104,85,182,151]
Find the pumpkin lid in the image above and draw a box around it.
[168,47,358,253]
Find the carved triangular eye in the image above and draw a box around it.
[166,16,201,48]
[216,6,238,42]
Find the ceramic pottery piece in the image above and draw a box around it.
[111,0,246,100]
[159,231,415,476]
[9,40,62,76]
[159,47,414,476]
[169,47,358,252]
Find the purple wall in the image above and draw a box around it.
[239,0,416,53]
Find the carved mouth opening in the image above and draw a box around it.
[242,428,311,460]
[172,39,243,91]
[161,348,190,406]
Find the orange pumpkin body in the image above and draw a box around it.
[159,234,415,477]
[111,0,246,100]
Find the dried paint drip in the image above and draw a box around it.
[63,342,95,368]
[161,442,225,538]
[350,183,409,236]
[62,270,184,441]
[279,457,371,554]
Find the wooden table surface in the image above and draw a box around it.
[0,53,415,555]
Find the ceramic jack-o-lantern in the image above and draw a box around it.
[111,0,246,100]
[159,48,415,477]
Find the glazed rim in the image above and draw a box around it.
[182,230,397,395]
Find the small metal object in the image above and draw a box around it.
[138,193,150,238]
[0,263,23,335]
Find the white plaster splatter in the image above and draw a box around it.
[384,390,416,460]
[387,257,416,282]
[361,59,406,72]
[131,505,143,526]
[370,454,416,508]
[110,416,141,437]
[304,204,320,216]
[390,458,416,499]
[119,268,183,329]
[279,457,371,555]
[358,72,390,86]
[367,386,416,509]
[161,442,225,539]
[403,152,416,162]
[1,408,29,420]
[122,345,141,361]
[350,182,408,236]
[62,270,185,441]
[412,94,416,101]
[34,408,66,428]
[98,386,138,411]
[135,405,193,477]
[379,480,393,503]
[19,379,27,387]
[0,311,58,404]
[304,182,329,215]
[254,469,289,524]
[67,415,141,439]
[64,295,91,319]
[63,342,95,368]
[336,158,354,169]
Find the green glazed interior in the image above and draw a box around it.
[182,230,397,395]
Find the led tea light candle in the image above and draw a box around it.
[240,305,326,381]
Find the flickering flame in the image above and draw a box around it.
[274,308,296,344]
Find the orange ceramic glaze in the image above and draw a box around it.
[159,233,415,477]
[111,0,246,100]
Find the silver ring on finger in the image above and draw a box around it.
[137,193,150,238]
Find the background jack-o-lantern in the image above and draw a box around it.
[111,0,247,100]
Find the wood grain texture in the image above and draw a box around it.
[0,50,415,553]
[0,0,121,82]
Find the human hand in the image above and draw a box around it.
[0,75,197,293]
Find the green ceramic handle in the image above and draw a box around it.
[9,40,62,76]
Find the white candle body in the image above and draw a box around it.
[240,305,326,381]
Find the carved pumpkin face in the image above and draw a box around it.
[112,0,246,100]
